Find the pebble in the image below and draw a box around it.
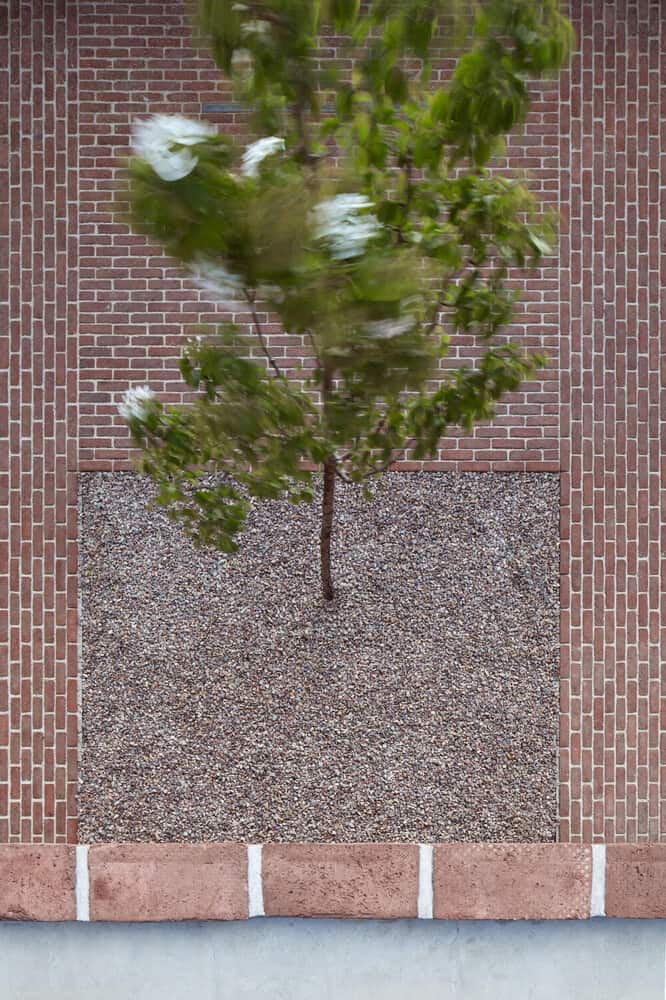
[78,470,559,843]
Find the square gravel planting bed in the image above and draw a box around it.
[79,471,559,843]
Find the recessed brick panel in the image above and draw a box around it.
[88,843,248,922]
[263,844,419,918]
[605,846,666,918]
[433,844,592,920]
[0,846,75,921]
[75,1,559,474]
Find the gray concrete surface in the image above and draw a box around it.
[1,918,664,999]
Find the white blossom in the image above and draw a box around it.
[257,283,285,303]
[190,260,245,303]
[241,19,271,37]
[132,115,216,181]
[118,385,155,421]
[366,315,416,340]
[189,259,284,306]
[311,194,382,259]
[231,47,254,80]
[240,136,286,178]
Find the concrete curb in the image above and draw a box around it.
[0,843,664,922]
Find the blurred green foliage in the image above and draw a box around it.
[118,0,572,592]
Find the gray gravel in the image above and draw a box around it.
[79,471,559,843]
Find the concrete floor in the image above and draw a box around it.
[1,917,664,999]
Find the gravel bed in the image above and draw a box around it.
[79,471,559,843]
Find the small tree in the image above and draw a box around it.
[119,0,572,603]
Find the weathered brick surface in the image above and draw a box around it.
[432,844,592,920]
[263,844,419,918]
[0,846,75,920]
[88,843,248,921]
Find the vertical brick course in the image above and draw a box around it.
[2,0,78,844]
[559,0,666,844]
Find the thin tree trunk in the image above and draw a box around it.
[320,454,336,602]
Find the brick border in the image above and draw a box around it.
[3,842,666,921]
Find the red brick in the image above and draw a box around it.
[89,843,248,922]
[432,844,592,920]
[263,843,418,919]
[0,845,75,920]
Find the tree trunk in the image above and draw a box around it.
[320,454,336,602]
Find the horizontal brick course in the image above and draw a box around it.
[88,843,248,922]
[432,844,592,921]
[262,844,419,919]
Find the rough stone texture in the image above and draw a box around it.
[432,844,592,921]
[79,471,559,843]
[88,843,248,922]
[0,846,76,921]
[262,843,418,918]
[605,846,666,919]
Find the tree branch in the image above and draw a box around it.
[334,464,352,484]
[246,292,284,379]
[305,330,321,366]
[360,438,416,479]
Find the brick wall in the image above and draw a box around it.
[2,0,665,844]
[559,0,666,843]
[2,0,79,844]
[76,0,560,473]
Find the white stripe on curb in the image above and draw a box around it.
[418,844,433,919]
[590,844,606,918]
[247,844,264,918]
[75,845,90,922]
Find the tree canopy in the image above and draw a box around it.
[118,0,573,601]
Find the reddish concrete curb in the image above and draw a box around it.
[0,846,75,921]
[433,844,591,920]
[263,844,419,919]
[1,843,666,922]
[88,843,248,922]
[605,846,666,918]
